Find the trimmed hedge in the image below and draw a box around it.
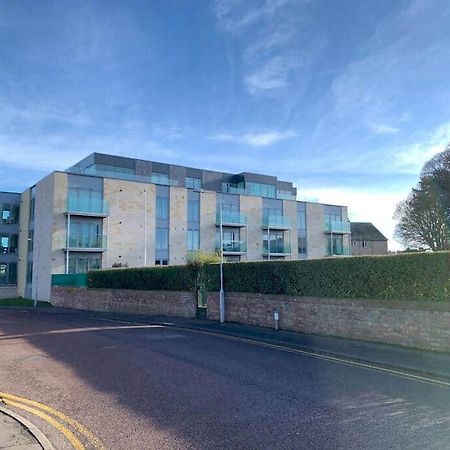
[88,265,195,292]
[88,252,450,301]
[205,251,450,301]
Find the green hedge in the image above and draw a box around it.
[204,251,450,301]
[88,265,195,291]
[88,252,450,301]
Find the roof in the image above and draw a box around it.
[350,222,388,241]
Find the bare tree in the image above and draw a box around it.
[395,174,450,250]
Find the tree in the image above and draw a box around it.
[395,145,450,250]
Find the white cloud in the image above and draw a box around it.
[210,130,298,147]
[393,121,450,174]
[369,124,399,135]
[298,186,408,251]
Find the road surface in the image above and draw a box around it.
[1,309,450,449]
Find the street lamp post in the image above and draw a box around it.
[219,201,225,324]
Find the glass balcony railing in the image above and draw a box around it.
[216,211,247,226]
[67,195,110,216]
[324,220,351,234]
[263,215,291,228]
[65,235,107,250]
[326,247,351,256]
[216,240,247,253]
[262,243,291,255]
[222,185,247,195]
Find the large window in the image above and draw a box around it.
[297,211,306,229]
[263,207,282,219]
[298,237,307,255]
[187,229,200,251]
[247,182,276,198]
[156,196,169,220]
[327,235,344,255]
[188,199,200,222]
[185,177,201,190]
[69,222,102,248]
[156,227,169,250]
[8,263,17,284]
[151,173,170,186]
[263,230,285,253]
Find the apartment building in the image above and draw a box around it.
[0,192,20,288]
[15,153,351,301]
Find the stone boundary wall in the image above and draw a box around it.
[51,287,196,318]
[0,286,17,299]
[208,292,450,352]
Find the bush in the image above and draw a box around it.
[88,252,450,301]
[204,251,450,301]
[88,265,196,291]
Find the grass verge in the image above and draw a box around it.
[0,298,52,308]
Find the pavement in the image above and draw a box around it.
[0,408,42,450]
[2,307,450,449]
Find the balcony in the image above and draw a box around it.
[262,242,291,256]
[324,220,351,234]
[326,247,351,256]
[262,215,291,230]
[62,235,107,252]
[216,211,247,227]
[216,240,247,254]
[67,194,109,217]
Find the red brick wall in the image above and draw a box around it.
[208,292,450,352]
[51,287,196,318]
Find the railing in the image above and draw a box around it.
[326,247,351,256]
[216,211,247,226]
[64,235,107,250]
[324,220,351,234]
[262,243,291,255]
[263,215,291,228]
[216,240,247,253]
[52,273,88,287]
[67,195,110,216]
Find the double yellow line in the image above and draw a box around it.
[0,391,104,450]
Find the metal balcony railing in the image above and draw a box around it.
[216,240,247,253]
[324,220,351,234]
[263,215,291,229]
[262,242,291,255]
[64,235,107,250]
[67,194,109,216]
[216,211,247,226]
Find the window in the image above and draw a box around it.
[68,256,101,274]
[2,204,11,223]
[28,230,34,252]
[263,230,285,253]
[0,264,6,284]
[352,240,358,246]
[69,222,102,248]
[277,190,295,200]
[156,227,169,250]
[0,235,9,254]
[297,211,306,229]
[26,261,33,283]
[9,234,18,254]
[185,177,201,190]
[188,199,200,222]
[325,213,342,223]
[156,196,169,220]
[187,230,200,251]
[263,207,282,219]
[247,182,276,198]
[155,259,168,266]
[327,235,344,255]
[151,173,170,186]
[362,241,369,248]
[8,263,17,284]
[298,237,307,255]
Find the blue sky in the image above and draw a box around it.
[1,0,450,249]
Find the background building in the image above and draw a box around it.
[350,222,388,256]
[13,153,352,301]
[0,191,20,298]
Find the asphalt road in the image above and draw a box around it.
[1,309,450,449]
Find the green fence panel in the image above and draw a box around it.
[52,273,88,287]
